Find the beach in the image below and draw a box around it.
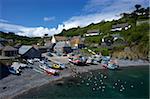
[0,59,149,99]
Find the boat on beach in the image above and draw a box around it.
[39,63,59,75]
[8,62,28,75]
[101,56,119,70]
[68,56,87,65]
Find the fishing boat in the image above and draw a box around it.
[51,62,66,69]
[86,57,99,65]
[68,56,87,65]
[8,67,20,75]
[52,63,61,69]
[44,68,59,75]
[8,62,23,75]
[101,56,119,70]
[39,64,59,75]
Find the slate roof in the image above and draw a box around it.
[87,29,99,34]
[2,46,17,51]
[112,23,129,29]
[54,41,71,48]
[19,46,33,55]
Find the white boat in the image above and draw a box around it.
[9,62,21,75]
[45,68,58,75]
[27,59,34,64]
[8,67,20,75]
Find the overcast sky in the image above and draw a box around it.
[0,0,149,37]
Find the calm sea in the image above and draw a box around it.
[18,66,149,99]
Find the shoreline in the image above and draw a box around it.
[0,60,149,99]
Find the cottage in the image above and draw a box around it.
[70,36,85,49]
[0,46,18,57]
[111,23,131,31]
[85,30,100,36]
[19,46,41,59]
[54,41,72,54]
[51,36,67,43]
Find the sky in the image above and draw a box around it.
[0,0,149,37]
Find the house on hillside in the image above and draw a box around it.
[19,46,41,59]
[54,41,72,54]
[101,34,126,47]
[85,29,100,36]
[70,36,85,49]
[111,23,131,31]
[0,46,18,57]
[51,36,67,43]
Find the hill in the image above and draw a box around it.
[0,31,42,45]
[57,5,149,60]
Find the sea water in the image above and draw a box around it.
[18,66,149,99]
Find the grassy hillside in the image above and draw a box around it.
[57,5,149,60]
[0,31,42,45]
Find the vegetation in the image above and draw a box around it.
[0,31,42,45]
[57,5,149,59]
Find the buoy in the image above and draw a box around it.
[102,89,104,92]
[115,83,118,86]
[131,85,134,88]
[81,80,84,83]
[121,85,123,87]
[102,86,105,89]
[92,87,95,91]
[94,77,97,80]
[86,83,89,86]
[120,89,123,92]
[104,76,107,79]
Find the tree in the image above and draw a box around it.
[135,4,141,11]
[44,34,48,37]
